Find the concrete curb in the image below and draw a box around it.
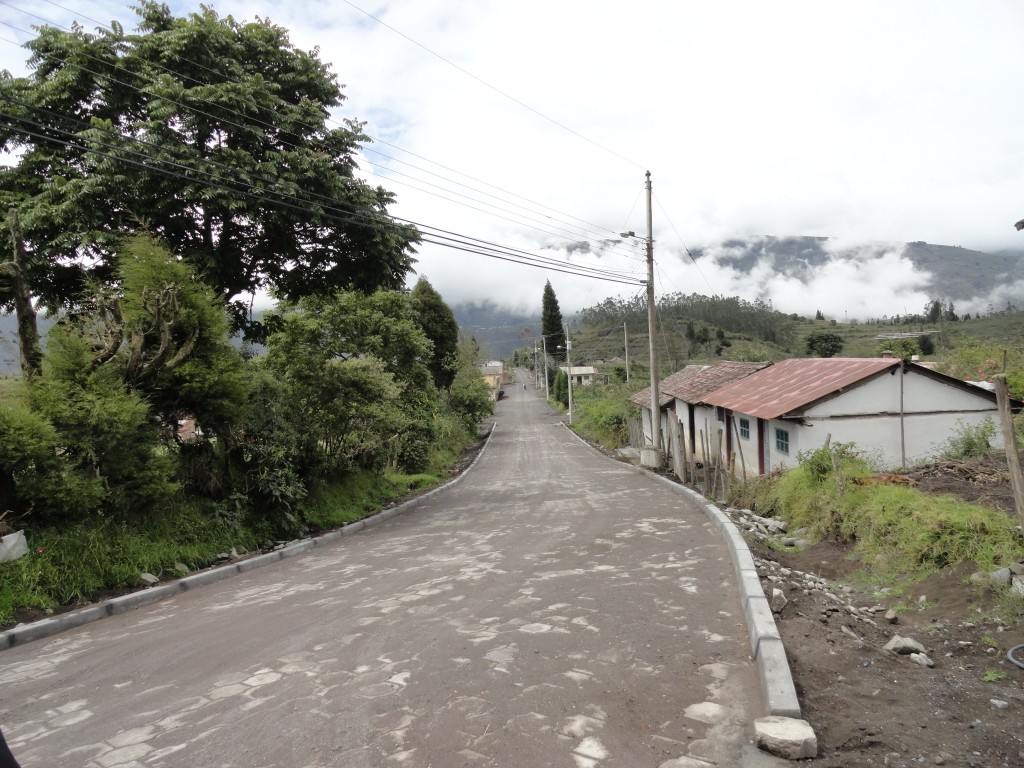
[0,424,497,652]
[563,426,802,718]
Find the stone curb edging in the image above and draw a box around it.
[0,424,498,652]
[562,426,801,719]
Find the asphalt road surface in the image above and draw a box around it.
[0,371,778,767]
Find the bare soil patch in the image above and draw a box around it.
[751,454,1024,767]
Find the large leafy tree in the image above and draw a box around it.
[410,277,459,390]
[263,289,438,474]
[541,280,567,362]
[0,2,419,338]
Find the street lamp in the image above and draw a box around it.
[621,171,662,468]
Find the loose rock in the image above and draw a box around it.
[883,635,926,655]
[754,716,818,759]
[771,588,788,614]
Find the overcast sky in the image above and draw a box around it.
[2,0,1023,321]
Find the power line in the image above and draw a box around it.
[338,0,645,172]
[0,5,641,262]
[653,191,718,296]
[0,104,645,286]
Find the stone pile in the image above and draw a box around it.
[969,560,1024,597]
[752,555,892,628]
[724,507,811,548]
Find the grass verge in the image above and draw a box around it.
[1,444,477,628]
[732,445,1024,584]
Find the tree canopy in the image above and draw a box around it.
[805,331,844,358]
[410,277,460,390]
[0,2,419,337]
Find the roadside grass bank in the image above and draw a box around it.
[729,444,1024,591]
[0,439,483,629]
[556,380,640,449]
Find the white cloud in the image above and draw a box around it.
[1,0,1023,320]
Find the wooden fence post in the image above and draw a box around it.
[994,376,1024,528]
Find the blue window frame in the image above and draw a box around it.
[775,428,790,455]
[739,418,750,440]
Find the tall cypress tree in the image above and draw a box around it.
[541,280,567,362]
[410,277,460,389]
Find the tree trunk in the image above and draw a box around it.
[5,209,42,379]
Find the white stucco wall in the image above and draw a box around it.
[640,406,672,453]
[729,369,1002,474]
[810,368,996,417]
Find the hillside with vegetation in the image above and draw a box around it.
[548,289,1024,399]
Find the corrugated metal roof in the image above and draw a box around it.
[702,358,898,419]
[662,361,771,402]
[630,385,674,407]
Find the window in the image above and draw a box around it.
[739,418,750,440]
[775,428,790,455]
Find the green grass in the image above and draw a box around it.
[0,464,464,627]
[302,468,442,532]
[0,502,259,625]
[570,382,640,448]
[736,448,1024,584]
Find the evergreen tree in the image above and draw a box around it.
[541,280,567,362]
[410,277,460,389]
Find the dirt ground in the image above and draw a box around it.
[748,453,1024,767]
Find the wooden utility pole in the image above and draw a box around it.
[644,172,660,458]
[564,324,573,425]
[994,376,1024,528]
[623,322,629,384]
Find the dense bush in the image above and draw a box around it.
[567,381,640,448]
[0,247,492,622]
[941,418,996,459]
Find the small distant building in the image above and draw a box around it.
[479,362,504,400]
[559,366,603,387]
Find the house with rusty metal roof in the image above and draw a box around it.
[663,361,772,460]
[630,365,706,449]
[700,357,1010,475]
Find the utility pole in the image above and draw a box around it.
[565,324,573,425]
[542,335,550,401]
[644,171,661,463]
[624,322,630,383]
[619,172,662,467]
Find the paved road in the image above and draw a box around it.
[0,371,777,767]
